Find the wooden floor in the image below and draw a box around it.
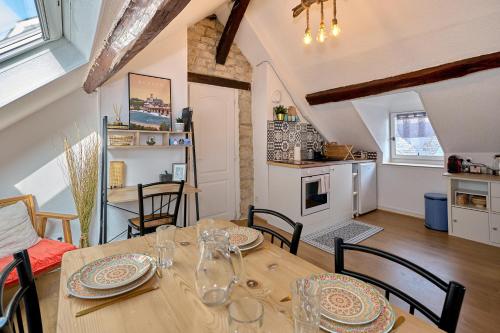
[248,210,500,333]
[31,210,499,332]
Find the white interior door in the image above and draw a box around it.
[189,83,237,220]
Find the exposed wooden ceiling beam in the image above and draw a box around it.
[306,51,500,105]
[215,0,251,65]
[292,0,327,18]
[188,72,251,91]
[83,0,190,93]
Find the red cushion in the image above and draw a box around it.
[0,239,76,287]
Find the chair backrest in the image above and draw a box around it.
[247,205,303,255]
[0,250,43,333]
[334,238,466,333]
[137,181,184,233]
[0,195,38,236]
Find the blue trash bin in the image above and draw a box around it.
[424,193,448,231]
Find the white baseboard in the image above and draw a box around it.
[377,206,424,219]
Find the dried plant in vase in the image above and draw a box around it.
[108,104,128,129]
[62,129,100,248]
[113,104,122,123]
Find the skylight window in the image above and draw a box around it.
[390,111,444,163]
[0,0,58,62]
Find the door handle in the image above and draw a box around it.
[453,219,458,223]
[493,227,499,231]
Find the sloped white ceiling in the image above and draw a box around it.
[241,0,500,153]
[0,0,228,130]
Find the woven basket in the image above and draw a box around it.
[471,196,486,209]
[109,135,134,146]
[456,193,469,206]
[109,161,125,188]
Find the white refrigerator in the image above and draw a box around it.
[357,162,377,215]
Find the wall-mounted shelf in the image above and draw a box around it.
[108,128,193,148]
[108,129,192,135]
[108,144,192,150]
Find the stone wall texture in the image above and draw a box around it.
[188,18,254,217]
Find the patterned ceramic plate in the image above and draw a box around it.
[79,253,151,290]
[314,273,383,325]
[67,257,157,299]
[320,296,395,333]
[227,227,260,247]
[239,233,264,251]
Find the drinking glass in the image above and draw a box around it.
[156,225,176,268]
[228,297,264,333]
[291,278,322,333]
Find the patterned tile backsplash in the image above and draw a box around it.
[267,121,324,161]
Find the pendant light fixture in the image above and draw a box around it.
[331,0,341,36]
[316,0,327,43]
[296,0,342,45]
[303,6,312,45]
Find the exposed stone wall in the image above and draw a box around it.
[188,18,254,217]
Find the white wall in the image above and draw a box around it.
[0,27,190,245]
[240,0,500,220]
[0,0,237,246]
[0,89,99,244]
[377,164,446,218]
[99,28,188,242]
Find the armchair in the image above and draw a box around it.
[0,195,78,286]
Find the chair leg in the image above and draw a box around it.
[127,226,132,239]
[62,219,73,244]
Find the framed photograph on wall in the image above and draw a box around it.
[172,163,187,181]
[128,73,172,131]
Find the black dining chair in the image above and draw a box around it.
[128,181,184,237]
[334,237,466,333]
[0,250,43,333]
[247,205,303,255]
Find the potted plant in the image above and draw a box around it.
[274,105,288,121]
[174,117,185,132]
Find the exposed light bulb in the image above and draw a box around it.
[331,18,341,37]
[303,28,312,45]
[317,22,327,43]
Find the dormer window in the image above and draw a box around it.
[390,111,444,163]
[0,0,61,63]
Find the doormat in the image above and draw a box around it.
[302,220,383,254]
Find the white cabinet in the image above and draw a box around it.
[491,197,500,213]
[331,164,353,223]
[490,213,500,244]
[451,207,490,243]
[447,175,500,247]
[358,162,377,214]
[491,183,500,197]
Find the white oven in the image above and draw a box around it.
[301,167,330,216]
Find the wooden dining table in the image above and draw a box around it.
[57,221,444,333]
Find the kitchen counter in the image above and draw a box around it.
[443,172,500,182]
[267,159,375,169]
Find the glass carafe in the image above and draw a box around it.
[195,229,244,306]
